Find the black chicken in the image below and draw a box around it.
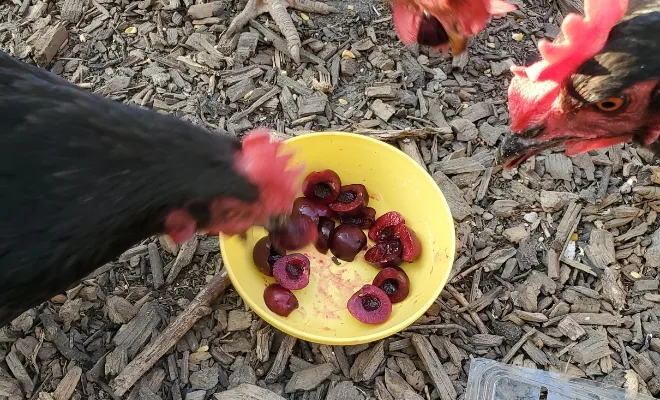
[0,51,300,327]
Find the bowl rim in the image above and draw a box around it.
[219,131,456,345]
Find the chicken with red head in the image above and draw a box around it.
[500,0,660,168]
[390,0,516,54]
[0,51,302,327]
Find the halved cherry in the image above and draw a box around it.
[269,213,318,252]
[368,211,405,242]
[252,236,285,276]
[329,184,369,216]
[302,170,341,204]
[315,217,335,254]
[293,197,335,223]
[372,267,410,303]
[364,240,403,268]
[347,285,392,324]
[395,225,422,262]
[339,207,376,229]
[272,254,310,290]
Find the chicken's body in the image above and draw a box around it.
[501,0,660,168]
[0,51,299,327]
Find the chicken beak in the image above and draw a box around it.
[447,31,468,55]
[497,128,547,169]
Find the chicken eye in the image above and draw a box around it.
[595,97,625,112]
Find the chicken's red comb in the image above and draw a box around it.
[511,0,628,83]
[236,128,303,218]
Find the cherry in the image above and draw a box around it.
[329,224,367,262]
[329,184,369,216]
[395,225,422,262]
[252,236,286,276]
[293,197,335,224]
[269,213,318,252]
[314,217,335,254]
[272,254,310,290]
[302,170,342,204]
[347,285,392,324]
[364,240,403,268]
[264,284,299,317]
[339,207,376,229]
[372,267,410,303]
[368,211,405,242]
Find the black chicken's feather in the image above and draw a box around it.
[0,51,256,326]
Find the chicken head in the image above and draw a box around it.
[390,0,516,54]
[500,0,660,168]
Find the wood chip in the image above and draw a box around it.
[411,334,456,400]
[284,363,334,393]
[349,341,384,382]
[214,384,286,400]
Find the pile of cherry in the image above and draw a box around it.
[252,169,422,325]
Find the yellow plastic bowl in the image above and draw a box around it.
[220,132,455,345]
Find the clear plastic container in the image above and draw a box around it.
[465,358,655,400]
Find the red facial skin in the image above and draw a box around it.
[329,224,367,262]
[302,170,341,205]
[503,0,650,169]
[293,197,336,224]
[364,240,404,268]
[164,128,302,243]
[372,267,410,303]
[347,285,393,324]
[252,236,285,276]
[269,213,318,252]
[329,184,369,216]
[264,284,299,317]
[272,254,311,290]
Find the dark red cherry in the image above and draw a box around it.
[372,267,410,303]
[293,197,336,223]
[314,217,335,254]
[329,224,367,262]
[302,170,342,204]
[252,236,286,276]
[264,284,299,316]
[329,184,369,216]
[269,213,318,252]
[347,285,392,324]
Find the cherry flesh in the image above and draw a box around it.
[395,225,422,262]
[264,284,299,317]
[252,236,286,276]
[347,285,392,324]
[372,267,410,303]
[302,170,342,204]
[329,224,367,262]
[368,211,405,242]
[364,240,403,268]
[339,207,376,229]
[329,184,369,216]
[272,254,311,290]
